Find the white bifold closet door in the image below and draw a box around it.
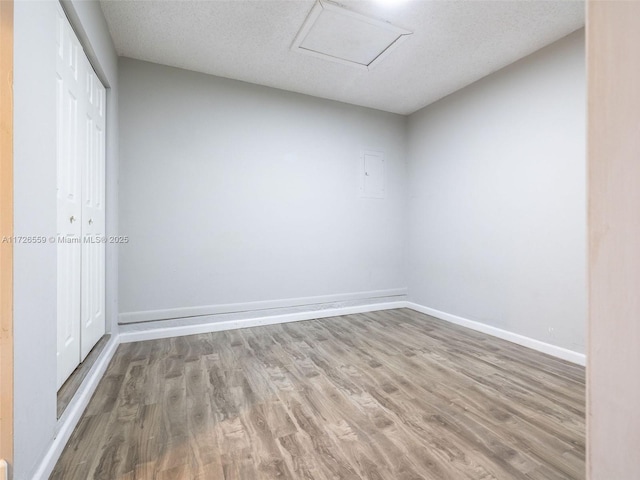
[56,5,106,389]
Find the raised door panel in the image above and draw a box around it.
[80,56,106,360]
[56,6,83,389]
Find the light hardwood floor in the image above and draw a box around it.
[51,309,585,479]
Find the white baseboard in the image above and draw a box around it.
[405,302,586,366]
[118,288,408,324]
[31,336,120,480]
[119,301,406,343]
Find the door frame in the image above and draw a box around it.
[55,2,108,389]
[586,1,640,478]
[0,0,14,475]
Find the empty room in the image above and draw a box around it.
[2,0,640,479]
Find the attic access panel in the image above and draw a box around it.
[292,1,412,71]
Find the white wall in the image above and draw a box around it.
[13,3,58,478]
[12,1,118,478]
[118,58,408,323]
[407,30,586,353]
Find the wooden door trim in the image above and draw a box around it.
[0,0,14,475]
[587,1,640,478]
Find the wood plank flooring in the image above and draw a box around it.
[51,309,585,480]
[58,335,111,418]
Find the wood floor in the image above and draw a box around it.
[51,309,585,480]
[58,335,111,418]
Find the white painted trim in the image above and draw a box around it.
[405,302,586,366]
[120,301,406,344]
[31,336,119,480]
[118,288,408,324]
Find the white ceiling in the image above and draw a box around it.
[100,0,585,115]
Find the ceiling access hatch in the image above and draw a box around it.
[292,1,412,71]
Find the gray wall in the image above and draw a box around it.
[118,58,408,320]
[406,30,586,353]
[12,1,118,478]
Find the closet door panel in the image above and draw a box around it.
[57,5,107,384]
[56,7,83,389]
[80,57,106,360]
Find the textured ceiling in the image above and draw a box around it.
[100,0,585,115]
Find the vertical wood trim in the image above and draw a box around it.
[587,1,640,478]
[0,0,13,473]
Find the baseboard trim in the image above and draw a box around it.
[119,301,406,344]
[118,288,408,324]
[406,302,586,366]
[31,336,120,480]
